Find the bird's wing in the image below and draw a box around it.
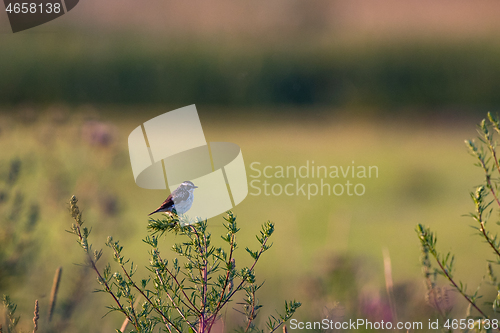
[172,189,190,203]
[148,193,175,215]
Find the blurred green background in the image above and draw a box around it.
[1,0,500,331]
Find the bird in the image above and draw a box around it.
[148,181,198,216]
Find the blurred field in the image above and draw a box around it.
[4,0,500,110]
[0,108,495,331]
[3,34,500,109]
[3,0,500,331]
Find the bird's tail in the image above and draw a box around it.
[149,208,176,217]
[148,207,161,216]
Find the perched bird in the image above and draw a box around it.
[148,181,198,216]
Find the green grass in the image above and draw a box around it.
[0,109,492,331]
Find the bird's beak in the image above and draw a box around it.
[194,186,198,188]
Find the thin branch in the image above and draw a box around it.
[423,271,448,320]
[479,220,500,258]
[156,251,200,315]
[244,288,257,333]
[111,246,182,333]
[155,269,198,332]
[212,236,270,321]
[119,297,141,333]
[216,235,235,309]
[488,142,500,177]
[187,224,208,332]
[433,254,492,324]
[73,224,137,330]
[206,235,235,332]
[202,229,209,331]
[478,156,500,208]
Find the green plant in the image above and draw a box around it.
[0,158,40,292]
[68,195,300,333]
[417,113,500,332]
[1,295,39,333]
[3,295,20,332]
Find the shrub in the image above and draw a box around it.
[68,195,300,333]
[417,113,500,332]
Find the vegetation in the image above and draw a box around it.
[417,113,500,332]
[0,158,40,291]
[67,195,300,333]
[3,36,500,108]
[0,109,486,332]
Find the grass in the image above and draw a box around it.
[0,108,491,331]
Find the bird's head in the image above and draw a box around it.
[181,180,198,192]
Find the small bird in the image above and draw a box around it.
[148,181,198,216]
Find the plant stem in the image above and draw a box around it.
[73,225,138,331]
[155,251,200,315]
[206,234,235,332]
[155,269,197,332]
[479,220,500,258]
[433,253,493,324]
[244,287,256,333]
[47,267,62,322]
[213,236,270,322]
[111,246,182,333]
[478,158,500,208]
